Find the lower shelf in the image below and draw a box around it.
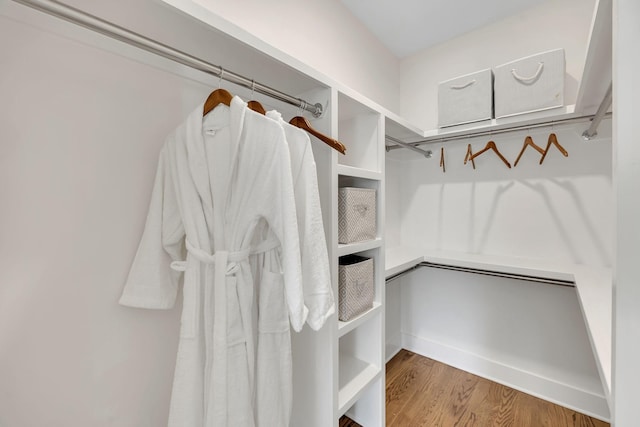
[338,353,381,416]
[338,302,382,337]
[385,247,612,399]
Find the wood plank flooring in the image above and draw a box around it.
[340,349,609,427]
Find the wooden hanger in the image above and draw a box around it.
[246,80,266,115]
[440,147,446,173]
[514,136,545,167]
[470,140,512,169]
[539,133,568,164]
[289,116,346,154]
[247,100,266,115]
[203,87,265,116]
[203,88,233,116]
[464,144,476,169]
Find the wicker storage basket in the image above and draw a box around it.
[338,187,376,244]
[338,255,374,321]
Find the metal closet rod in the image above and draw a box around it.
[385,109,612,151]
[386,261,575,288]
[12,0,324,118]
[386,135,433,158]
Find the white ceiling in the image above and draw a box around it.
[340,0,548,58]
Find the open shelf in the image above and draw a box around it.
[420,105,578,142]
[338,353,382,417]
[338,302,382,338]
[385,246,425,279]
[335,85,385,425]
[385,113,425,141]
[337,164,381,180]
[338,238,382,257]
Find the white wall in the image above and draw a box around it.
[400,267,609,420]
[612,0,640,425]
[0,1,334,425]
[390,123,613,267]
[0,12,189,426]
[400,0,596,129]
[192,0,401,112]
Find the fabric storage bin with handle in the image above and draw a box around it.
[338,187,376,244]
[338,255,374,321]
[494,48,565,118]
[438,68,493,128]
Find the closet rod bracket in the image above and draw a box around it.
[582,82,613,140]
[311,103,323,119]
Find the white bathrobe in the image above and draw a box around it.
[266,110,334,330]
[249,111,334,426]
[119,96,306,427]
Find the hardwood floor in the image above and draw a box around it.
[340,349,609,427]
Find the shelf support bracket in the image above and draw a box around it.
[582,82,613,140]
[386,136,433,158]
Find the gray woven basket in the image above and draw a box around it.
[338,187,376,244]
[338,255,374,321]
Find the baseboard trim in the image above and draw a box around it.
[402,333,610,422]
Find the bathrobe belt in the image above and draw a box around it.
[169,235,280,425]
[169,237,280,272]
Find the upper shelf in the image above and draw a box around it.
[337,164,381,181]
[385,113,424,141]
[419,105,579,143]
[386,0,611,152]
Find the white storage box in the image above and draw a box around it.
[438,69,493,128]
[494,48,565,118]
[338,187,376,244]
[338,255,374,321]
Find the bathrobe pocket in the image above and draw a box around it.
[259,270,290,333]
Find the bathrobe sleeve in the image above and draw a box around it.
[119,147,185,309]
[257,126,306,332]
[294,136,335,330]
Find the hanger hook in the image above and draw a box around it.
[218,67,224,88]
[250,79,255,99]
[298,100,306,116]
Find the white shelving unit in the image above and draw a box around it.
[334,89,386,426]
